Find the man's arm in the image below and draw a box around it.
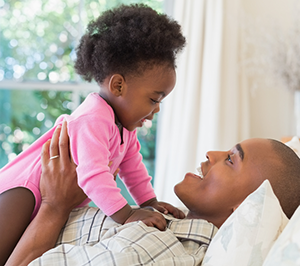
[5,202,71,266]
[5,121,87,266]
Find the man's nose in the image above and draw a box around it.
[206,151,226,164]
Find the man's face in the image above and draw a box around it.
[174,138,279,228]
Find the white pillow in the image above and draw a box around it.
[202,180,288,266]
[262,204,300,265]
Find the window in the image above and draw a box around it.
[0,0,164,204]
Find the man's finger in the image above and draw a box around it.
[41,139,51,168]
[50,125,61,158]
[59,120,70,165]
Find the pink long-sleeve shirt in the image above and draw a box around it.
[0,93,156,218]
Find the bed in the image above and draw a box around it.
[29,137,300,266]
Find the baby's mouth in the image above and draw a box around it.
[196,166,204,179]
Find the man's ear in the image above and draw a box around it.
[108,74,125,97]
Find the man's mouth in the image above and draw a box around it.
[196,165,204,179]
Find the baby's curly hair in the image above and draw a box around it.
[74,4,186,83]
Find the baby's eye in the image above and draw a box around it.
[226,154,233,164]
[150,98,161,104]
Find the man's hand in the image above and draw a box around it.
[40,120,87,217]
[6,120,87,266]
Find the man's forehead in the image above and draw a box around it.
[240,138,274,160]
[238,139,278,188]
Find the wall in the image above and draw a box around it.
[240,0,297,140]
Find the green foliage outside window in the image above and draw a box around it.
[0,0,163,205]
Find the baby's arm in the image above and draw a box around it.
[111,198,185,229]
[116,134,185,222]
[140,197,186,219]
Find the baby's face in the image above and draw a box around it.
[174,138,278,227]
[113,64,176,132]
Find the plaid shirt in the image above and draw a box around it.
[29,207,217,266]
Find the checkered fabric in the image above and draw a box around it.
[29,206,217,266]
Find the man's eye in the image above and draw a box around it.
[226,154,233,164]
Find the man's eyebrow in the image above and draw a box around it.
[236,143,244,160]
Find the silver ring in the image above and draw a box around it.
[50,155,60,160]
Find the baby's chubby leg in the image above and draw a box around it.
[0,187,35,265]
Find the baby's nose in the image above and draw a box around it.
[153,104,160,114]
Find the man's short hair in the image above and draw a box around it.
[268,139,300,218]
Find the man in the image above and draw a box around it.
[174,138,300,227]
[5,121,300,265]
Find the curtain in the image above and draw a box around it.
[154,0,296,206]
[154,0,248,206]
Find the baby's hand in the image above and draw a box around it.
[125,208,167,231]
[151,201,185,219]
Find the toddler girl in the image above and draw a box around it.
[0,4,186,264]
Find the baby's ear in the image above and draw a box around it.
[109,74,125,97]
